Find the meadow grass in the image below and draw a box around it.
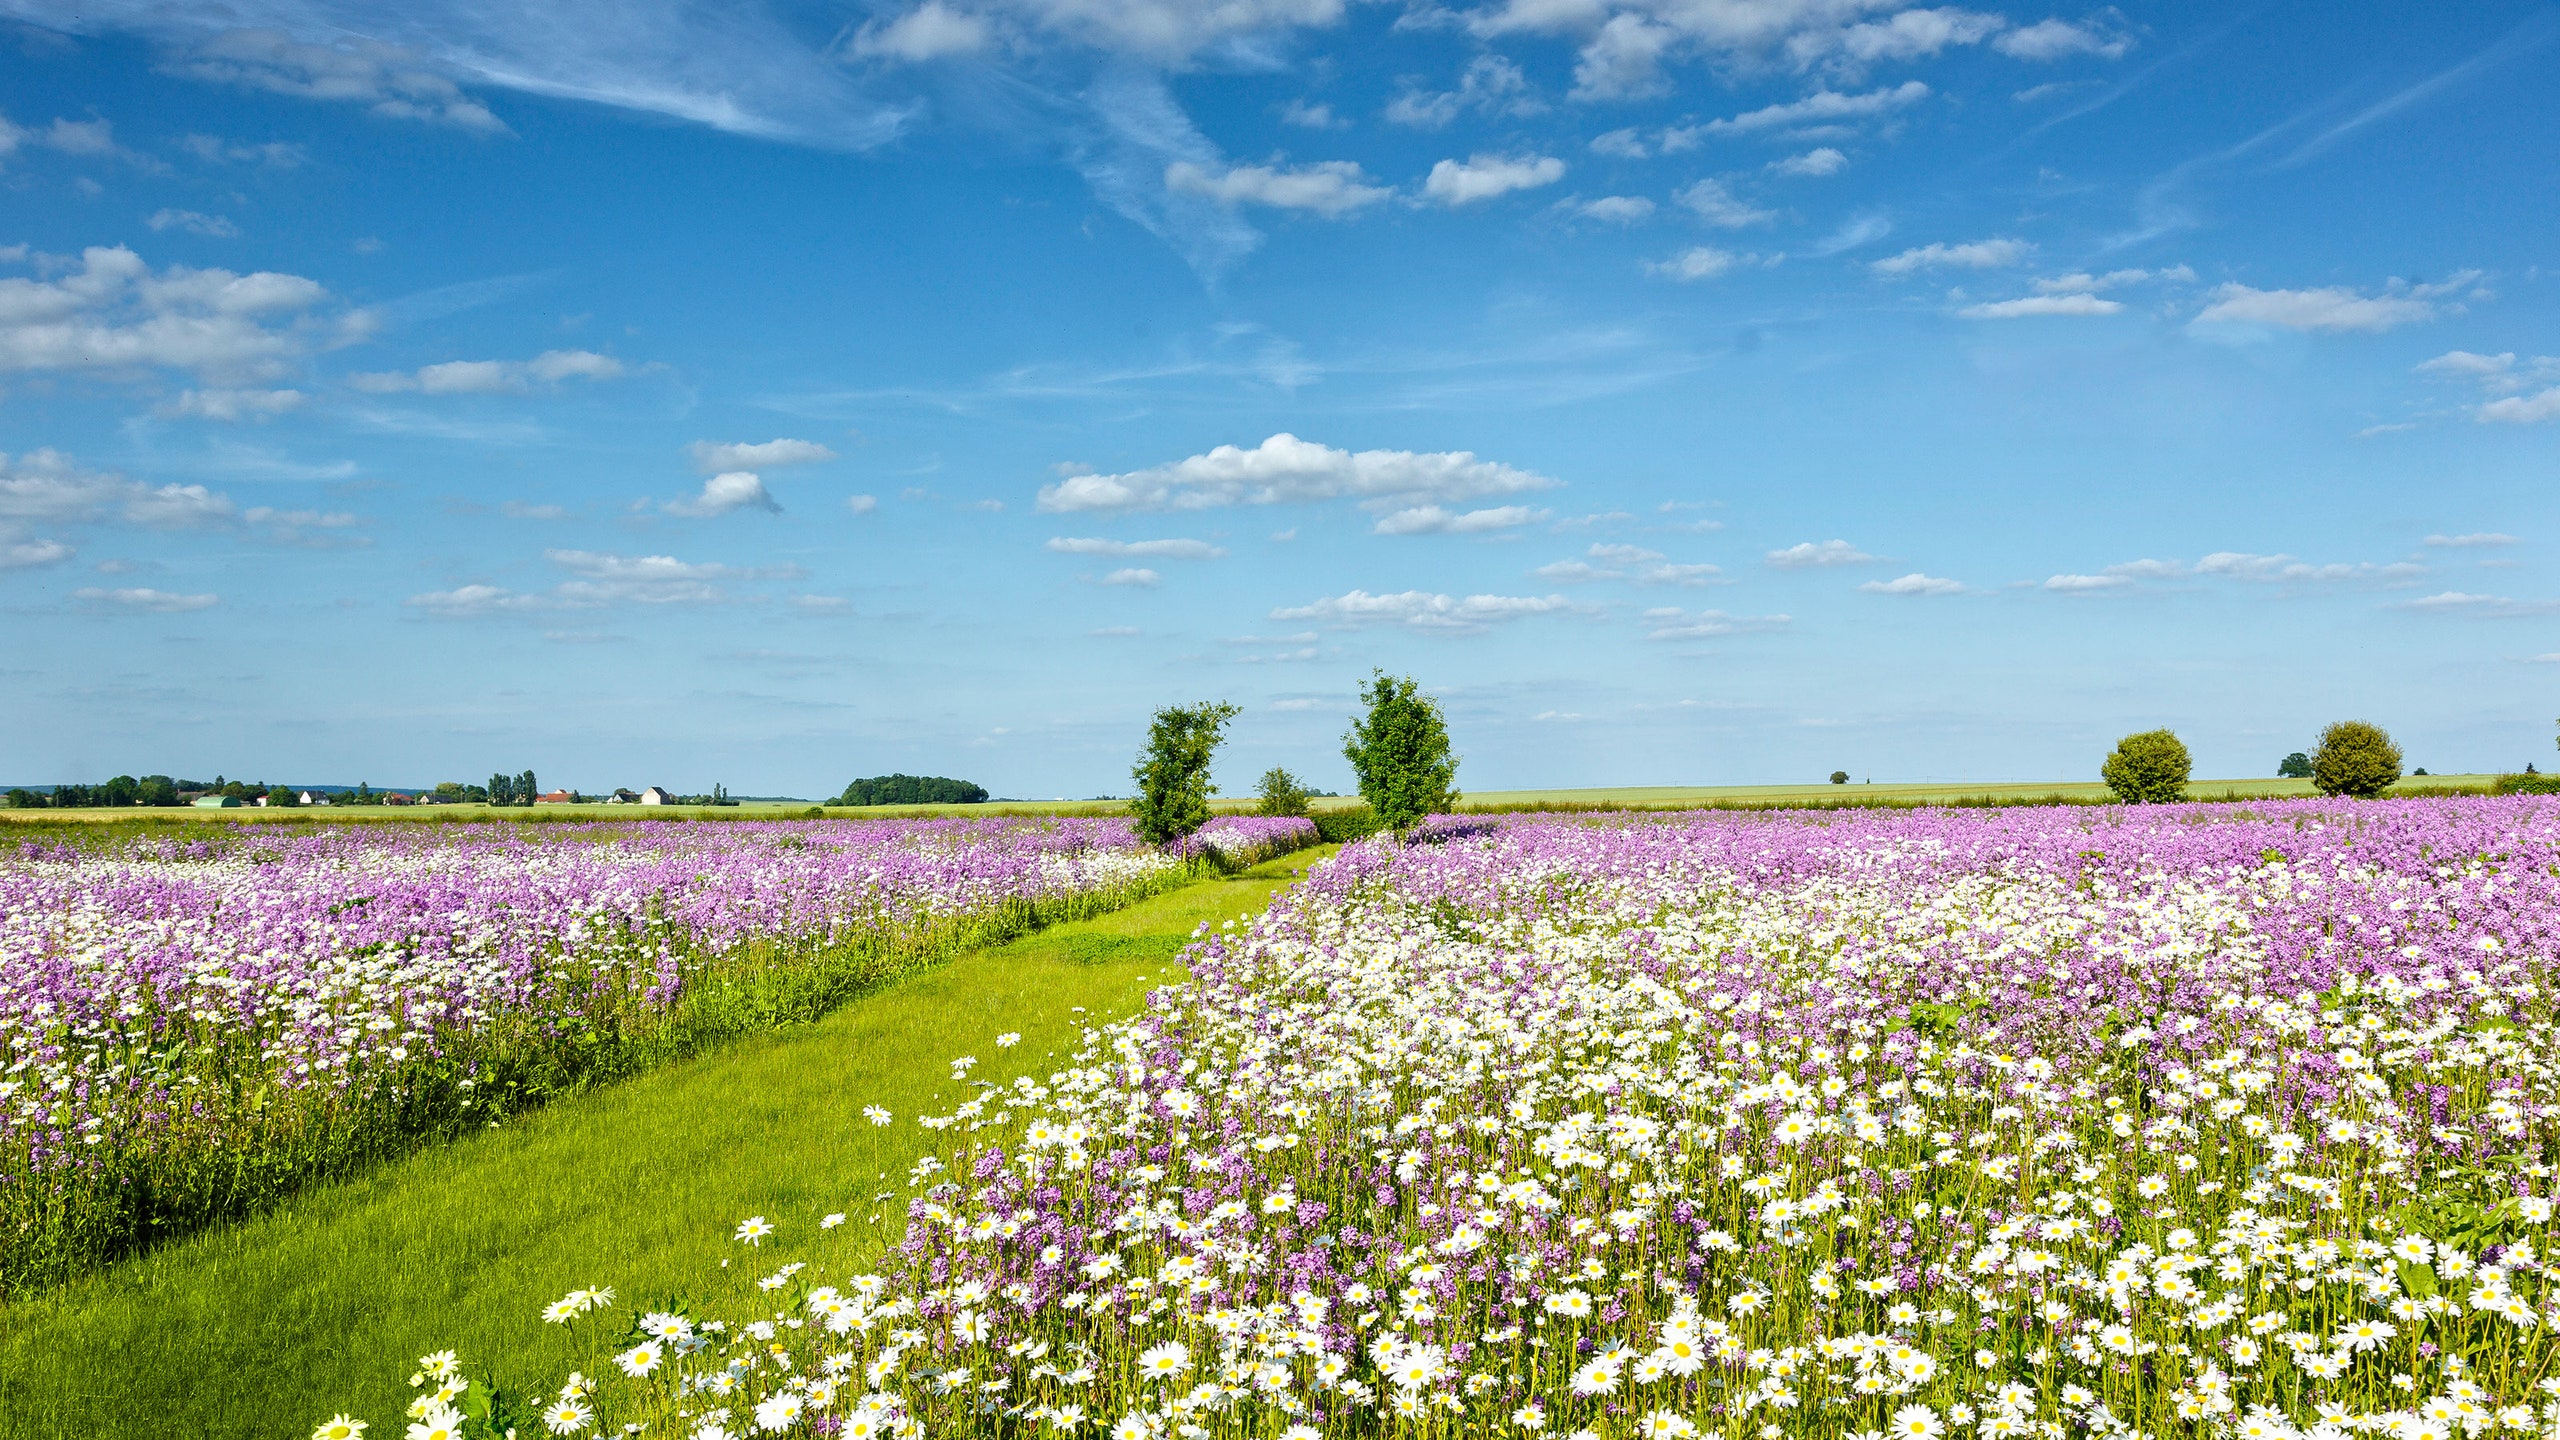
[0,847,1335,1440]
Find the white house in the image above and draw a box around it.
[299,790,331,806]
[639,786,674,805]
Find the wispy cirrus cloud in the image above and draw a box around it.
[1038,433,1557,516]
[1271,588,1578,635]
[1766,539,1877,568]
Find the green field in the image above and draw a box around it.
[0,846,1338,1440]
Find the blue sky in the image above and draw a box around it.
[1,1,2555,797]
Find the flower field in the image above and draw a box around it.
[1,814,1316,1291]
[410,797,2560,1440]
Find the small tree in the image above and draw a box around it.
[1344,671,1459,834]
[2276,751,2313,779]
[1255,767,1312,818]
[1828,770,1849,785]
[2101,729,2191,805]
[1131,701,1240,845]
[2311,720,2401,799]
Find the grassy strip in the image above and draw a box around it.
[7,848,1227,1296]
[0,847,1335,1440]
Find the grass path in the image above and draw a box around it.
[0,847,1335,1440]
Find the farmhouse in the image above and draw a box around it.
[608,788,642,804]
[639,786,674,805]
[535,789,577,804]
[382,793,414,806]
[298,790,330,806]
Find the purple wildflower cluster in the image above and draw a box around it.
[374,799,2560,1440]
[3,813,1314,1289]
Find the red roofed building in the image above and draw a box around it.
[535,789,577,804]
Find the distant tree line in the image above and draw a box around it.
[6,774,299,808]
[835,774,987,806]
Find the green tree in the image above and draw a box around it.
[2277,751,2313,779]
[2101,729,2191,805]
[2311,720,2402,799]
[1343,671,1460,834]
[1828,770,1849,785]
[1130,701,1239,845]
[518,770,538,806]
[1255,766,1312,818]
[138,775,180,807]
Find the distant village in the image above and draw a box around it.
[2,775,740,809]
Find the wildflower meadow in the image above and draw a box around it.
[0,814,1316,1291]
[379,797,2560,1440]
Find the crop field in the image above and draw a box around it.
[347,795,2560,1440]
[0,813,1316,1294]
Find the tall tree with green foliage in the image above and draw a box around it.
[2101,729,2191,804]
[518,770,539,805]
[2277,751,2313,779]
[2311,720,2402,798]
[1130,701,1239,845]
[1344,671,1460,834]
[1254,767,1312,818]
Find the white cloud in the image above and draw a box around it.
[688,438,837,473]
[1164,159,1391,216]
[0,244,348,385]
[2104,558,2183,580]
[1272,587,1574,634]
[1771,147,1846,176]
[1278,99,1345,129]
[178,134,306,166]
[501,500,567,519]
[1,537,72,568]
[1791,7,2003,70]
[1676,178,1775,229]
[1767,539,1876,568]
[1536,542,1724,586]
[1573,195,1656,223]
[1642,606,1790,641]
[666,471,779,516]
[1572,13,1680,99]
[2192,551,2425,584]
[1647,246,1742,282]
[2192,275,2478,333]
[408,549,802,615]
[153,387,308,420]
[2416,349,2517,378]
[845,493,880,514]
[1960,293,2122,319]
[405,583,547,616]
[1871,238,2030,276]
[1702,82,1930,136]
[1100,567,1160,586]
[2043,573,2128,592]
[1423,153,1565,207]
[2478,389,2560,424]
[1590,127,1650,159]
[850,0,993,60]
[2424,532,2520,548]
[1858,571,1966,596]
[2412,349,2560,424]
[2032,266,2183,293]
[1385,55,1542,128]
[1993,16,2131,60]
[73,586,218,611]
[351,349,625,394]
[1037,432,1557,514]
[173,29,507,132]
[147,209,240,238]
[2400,591,2560,617]
[0,448,237,529]
[1045,536,1227,558]
[1371,504,1546,535]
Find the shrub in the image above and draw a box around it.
[2311,720,2402,799]
[1343,671,1459,834]
[2100,729,2191,804]
[1254,767,1311,818]
[2494,773,2560,796]
[1829,770,1849,785]
[1130,701,1239,845]
[1311,806,1384,843]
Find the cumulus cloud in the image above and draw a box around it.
[1271,587,1575,635]
[1535,542,1725,586]
[1959,293,2122,319]
[1642,606,1790,641]
[1993,15,2132,60]
[171,28,507,132]
[2191,273,2479,333]
[1766,539,1877,568]
[1164,159,1392,216]
[2,536,74,568]
[849,0,993,60]
[845,493,880,514]
[1676,178,1775,229]
[1099,566,1160,586]
[1870,238,2030,276]
[1858,571,1966,596]
[1647,246,1743,282]
[688,438,837,473]
[0,448,237,529]
[1792,7,2003,71]
[350,349,625,394]
[2172,552,2425,585]
[2043,573,2128,592]
[665,471,780,516]
[1385,55,1543,128]
[1045,536,1226,558]
[1036,432,1557,514]
[1701,82,1930,136]
[1423,153,1565,206]
[1371,504,1547,536]
[178,134,306,166]
[153,387,308,420]
[147,208,240,238]
[2413,349,2560,424]
[0,243,349,385]
[2032,266,2191,293]
[74,586,219,611]
[1572,195,1656,223]
[1278,99,1344,129]
[1771,147,1847,176]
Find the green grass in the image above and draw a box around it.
[0,847,1336,1440]
[1451,774,2499,809]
